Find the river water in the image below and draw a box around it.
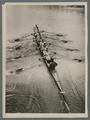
[6,5,86,113]
[7,5,85,46]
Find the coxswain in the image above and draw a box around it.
[49,58,57,71]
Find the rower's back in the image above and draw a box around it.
[49,59,58,71]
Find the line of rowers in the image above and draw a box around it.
[37,38,57,71]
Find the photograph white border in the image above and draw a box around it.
[2,2,88,118]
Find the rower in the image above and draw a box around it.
[43,49,51,63]
[49,58,57,71]
[39,41,44,47]
[43,48,57,70]
[40,41,45,47]
[34,33,38,39]
[45,54,57,71]
[40,41,47,53]
[39,41,44,53]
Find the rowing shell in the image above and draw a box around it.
[33,25,70,113]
